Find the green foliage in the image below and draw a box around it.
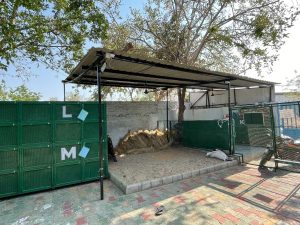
[0,80,41,101]
[285,70,300,98]
[125,0,299,120]
[0,0,112,72]
[128,0,299,74]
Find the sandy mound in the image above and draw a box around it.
[115,129,170,155]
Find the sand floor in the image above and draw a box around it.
[108,146,227,185]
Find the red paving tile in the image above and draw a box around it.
[109,196,116,201]
[250,220,261,225]
[76,217,87,225]
[173,195,186,204]
[150,193,160,198]
[136,195,145,203]
[140,211,153,221]
[235,207,252,216]
[223,213,240,223]
[212,213,226,224]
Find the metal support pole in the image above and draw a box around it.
[227,82,233,155]
[270,105,277,154]
[96,64,104,200]
[63,82,66,101]
[166,89,169,141]
[207,90,210,108]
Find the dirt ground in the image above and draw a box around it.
[108,146,227,185]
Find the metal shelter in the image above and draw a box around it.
[63,47,276,200]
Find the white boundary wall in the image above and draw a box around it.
[189,87,274,107]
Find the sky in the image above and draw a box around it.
[3,0,300,100]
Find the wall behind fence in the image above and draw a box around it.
[0,101,107,198]
[107,101,177,145]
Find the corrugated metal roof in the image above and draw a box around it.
[64,47,277,90]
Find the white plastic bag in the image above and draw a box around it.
[206,149,228,161]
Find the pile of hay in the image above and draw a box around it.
[115,129,170,155]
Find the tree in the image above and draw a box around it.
[0,80,41,101]
[126,0,299,121]
[49,97,58,101]
[0,0,117,72]
[284,70,300,99]
[65,88,86,101]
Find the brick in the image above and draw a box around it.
[172,174,182,182]
[182,171,192,179]
[191,169,200,177]
[141,181,151,190]
[162,176,173,185]
[126,183,140,194]
[150,178,162,188]
[199,167,208,175]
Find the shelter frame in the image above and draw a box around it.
[63,48,276,200]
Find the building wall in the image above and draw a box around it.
[106,101,177,145]
[183,106,228,121]
[189,87,274,108]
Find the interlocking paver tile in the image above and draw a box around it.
[1,165,300,224]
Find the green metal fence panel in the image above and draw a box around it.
[182,120,229,150]
[0,101,107,198]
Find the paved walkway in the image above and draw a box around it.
[0,165,299,225]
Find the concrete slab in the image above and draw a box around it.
[109,147,238,194]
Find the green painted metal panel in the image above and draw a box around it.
[83,104,99,121]
[22,103,51,122]
[244,113,264,125]
[0,149,18,170]
[83,160,100,181]
[0,172,18,197]
[0,102,18,124]
[22,168,52,192]
[83,122,99,140]
[55,123,81,142]
[23,146,52,167]
[55,163,82,186]
[0,101,107,198]
[233,112,250,145]
[83,142,99,159]
[182,120,229,149]
[22,125,52,145]
[0,126,18,147]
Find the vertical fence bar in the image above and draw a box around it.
[227,82,233,154]
[96,64,104,200]
[166,89,169,141]
[270,105,277,155]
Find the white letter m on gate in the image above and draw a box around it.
[61,147,76,160]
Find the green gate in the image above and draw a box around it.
[0,101,107,198]
[182,120,229,150]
